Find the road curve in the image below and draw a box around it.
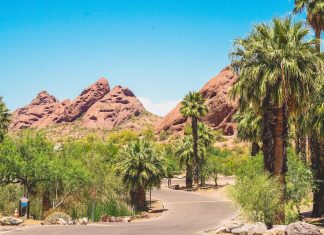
[4,180,235,235]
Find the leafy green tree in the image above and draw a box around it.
[180,91,208,188]
[294,0,324,52]
[230,17,324,222]
[205,154,222,186]
[0,131,53,195]
[0,97,10,143]
[119,139,165,210]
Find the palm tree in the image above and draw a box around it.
[119,139,165,210]
[294,0,324,52]
[233,108,262,156]
[198,123,214,186]
[230,17,324,222]
[0,97,10,142]
[176,135,194,188]
[304,77,324,217]
[294,0,324,217]
[180,91,208,188]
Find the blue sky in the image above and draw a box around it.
[0,0,307,115]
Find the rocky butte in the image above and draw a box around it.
[10,78,147,131]
[155,67,238,135]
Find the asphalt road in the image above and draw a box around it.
[3,180,235,235]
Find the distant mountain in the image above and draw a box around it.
[155,67,237,135]
[10,78,158,132]
[10,68,238,137]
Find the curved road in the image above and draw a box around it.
[4,180,235,235]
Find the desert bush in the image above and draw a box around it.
[229,173,281,227]
[285,148,313,223]
[0,184,23,216]
[207,146,249,176]
[107,130,138,146]
[29,195,43,220]
[45,212,71,223]
[229,155,281,227]
[230,151,315,227]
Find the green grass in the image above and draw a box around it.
[71,198,135,222]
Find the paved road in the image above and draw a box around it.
[4,180,235,235]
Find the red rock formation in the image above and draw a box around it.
[10,78,148,131]
[155,67,237,135]
[10,91,64,129]
[55,78,110,123]
[81,85,145,129]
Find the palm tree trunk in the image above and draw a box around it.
[272,104,288,223]
[310,136,324,217]
[315,29,321,52]
[192,117,199,188]
[130,187,146,211]
[296,131,307,162]
[300,137,307,163]
[200,154,206,186]
[186,164,193,188]
[251,141,260,156]
[262,103,276,172]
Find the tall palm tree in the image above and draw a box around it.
[119,139,165,210]
[0,97,10,142]
[176,135,194,188]
[294,0,324,52]
[304,77,324,217]
[233,108,262,156]
[180,91,208,188]
[198,123,214,186]
[294,0,324,217]
[230,17,324,222]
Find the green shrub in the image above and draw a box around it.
[0,185,23,216]
[285,148,313,222]
[229,155,282,227]
[229,159,281,227]
[72,198,134,222]
[229,151,314,227]
[29,195,43,220]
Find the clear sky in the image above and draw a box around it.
[0,0,307,115]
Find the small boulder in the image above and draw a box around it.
[116,217,123,222]
[67,219,75,225]
[45,212,71,225]
[10,218,23,226]
[287,221,321,235]
[265,225,287,235]
[109,216,116,222]
[79,217,89,225]
[58,218,67,225]
[224,223,244,233]
[232,222,267,235]
[122,217,130,223]
[101,215,109,222]
[0,217,12,226]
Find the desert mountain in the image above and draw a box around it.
[155,67,237,135]
[10,78,151,131]
[82,85,145,129]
